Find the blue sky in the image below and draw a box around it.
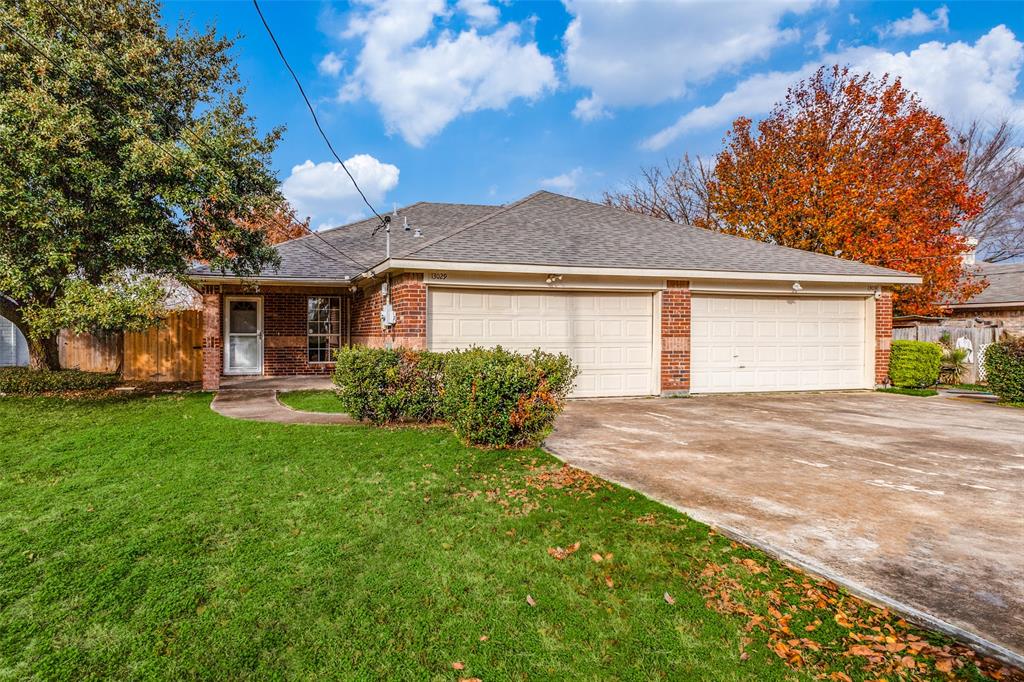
[163,1,1024,230]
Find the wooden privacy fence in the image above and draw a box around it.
[892,323,1002,383]
[59,310,203,382]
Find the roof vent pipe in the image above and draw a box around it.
[403,216,410,231]
[413,228,422,238]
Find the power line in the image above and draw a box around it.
[252,0,388,232]
[5,5,373,274]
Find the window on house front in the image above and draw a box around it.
[307,297,341,363]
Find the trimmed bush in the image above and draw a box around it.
[0,367,120,395]
[332,347,445,425]
[888,340,941,388]
[984,336,1024,403]
[442,347,579,448]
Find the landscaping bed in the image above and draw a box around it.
[0,394,1018,680]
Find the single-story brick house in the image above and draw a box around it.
[946,262,1024,334]
[189,191,919,397]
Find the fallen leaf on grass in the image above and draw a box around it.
[935,658,953,672]
[460,678,482,682]
[479,635,488,642]
[591,553,603,562]
[604,576,614,588]
[526,594,536,607]
[547,542,581,561]
[664,592,675,605]
[451,662,464,670]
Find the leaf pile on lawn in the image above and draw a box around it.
[692,544,1020,681]
[452,458,611,516]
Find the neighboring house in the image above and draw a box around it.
[947,262,1024,334]
[0,314,29,367]
[189,191,919,397]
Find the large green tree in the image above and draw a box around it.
[0,0,281,369]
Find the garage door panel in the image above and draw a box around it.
[429,288,655,398]
[692,295,868,393]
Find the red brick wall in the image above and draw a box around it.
[201,286,222,390]
[350,273,427,350]
[202,284,347,384]
[661,280,691,395]
[875,290,893,385]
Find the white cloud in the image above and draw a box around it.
[877,6,949,39]
[457,0,499,27]
[540,167,584,194]
[318,51,344,77]
[572,94,610,122]
[281,155,400,227]
[811,26,831,51]
[643,25,1024,150]
[563,0,817,115]
[337,1,556,147]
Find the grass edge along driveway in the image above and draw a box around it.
[0,393,1017,681]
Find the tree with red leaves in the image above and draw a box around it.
[704,66,985,315]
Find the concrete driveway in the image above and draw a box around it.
[546,392,1024,661]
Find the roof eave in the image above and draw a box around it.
[368,258,922,285]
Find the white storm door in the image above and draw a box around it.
[224,297,263,375]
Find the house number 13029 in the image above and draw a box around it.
[429,272,448,280]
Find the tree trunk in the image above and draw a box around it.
[28,333,61,371]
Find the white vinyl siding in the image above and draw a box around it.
[691,295,869,393]
[428,288,656,398]
[0,315,28,367]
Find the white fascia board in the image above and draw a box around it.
[377,258,922,285]
[188,275,350,286]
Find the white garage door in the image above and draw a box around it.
[691,295,869,393]
[428,288,655,397]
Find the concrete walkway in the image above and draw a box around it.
[211,388,356,425]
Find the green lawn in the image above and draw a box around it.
[876,387,939,397]
[0,395,1007,680]
[277,389,346,413]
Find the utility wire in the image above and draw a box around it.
[250,0,387,231]
[7,4,371,273]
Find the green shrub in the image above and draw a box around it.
[332,347,445,425]
[442,347,579,448]
[984,336,1024,403]
[0,367,120,394]
[888,340,941,388]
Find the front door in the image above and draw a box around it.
[224,297,263,375]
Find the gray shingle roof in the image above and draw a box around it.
[401,191,914,278]
[190,202,498,280]
[953,262,1024,306]
[191,190,915,281]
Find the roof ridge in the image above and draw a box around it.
[398,190,548,261]
[534,190,910,277]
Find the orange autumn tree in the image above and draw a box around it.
[705,66,985,315]
[236,199,311,245]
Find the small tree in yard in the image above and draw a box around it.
[0,0,283,369]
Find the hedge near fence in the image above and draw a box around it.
[0,368,120,395]
[333,346,578,448]
[983,336,1024,404]
[888,340,941,388]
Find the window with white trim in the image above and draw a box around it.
[307,297,341,363]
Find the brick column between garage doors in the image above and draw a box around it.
[661,280,691,396]
[875,289,893,386]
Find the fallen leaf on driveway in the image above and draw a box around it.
[546,542,581,561]
[663,592,675,605]
[526,594,536,607]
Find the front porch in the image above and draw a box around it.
[218,375,334,391]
